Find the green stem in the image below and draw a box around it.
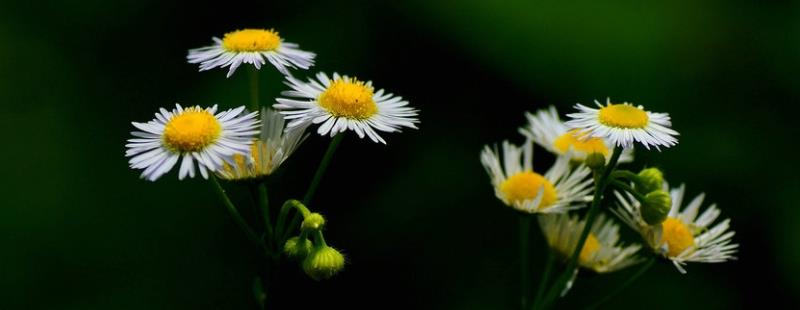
[540,146,623,308]
[275,199,311,246]
[248,67,260,112]
[210,175,269,256]
[257,183,274,238]
[247,182,274,251]
[303,133,344,205]
[280,134,344,243]
[532,248,555,310]
[610,170,646,189]
[312,230,328,248]
[584,257,656,310]
[246,185,264,233]
[520,216,531,310]
[609,180,648,205]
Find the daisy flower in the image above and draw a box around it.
[187,28,315,78]
[126,104,260,181]
[539,213,641,273]
[565,98,679,150]
[612,184,738,273]
[216,108,308,181]
[480,139,593,214]
[519,106,633,162]
[273,72,419,144]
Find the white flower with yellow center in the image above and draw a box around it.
[480,140,593,214]
[126,104,260,181]
[187,28,315,78]
[273,72,419,144]
[539,213,641,273]
[612,184,738,273]
[216,108,308,181]
[565,98,678,150]
[519,106,633,162]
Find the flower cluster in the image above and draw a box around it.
[124,27,419,304]
[481,101,737,307]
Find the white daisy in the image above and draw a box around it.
[612,184,738,273]
[273,72,419,144]
[539,213,642,273]
[187,28,315,78]
[480,139,593,214]
[216,108,308,181]
[519,106,633,162]
[565,98,679,150]
[126,104,260,181]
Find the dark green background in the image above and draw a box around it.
[1,0,797,308]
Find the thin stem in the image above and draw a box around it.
[610,170,638,181]
[247,182,274,251]
[280,134,344,243]
[610,170,646,189]
[520,216,531,310]
[248,67,260,112]
[303,133,345,205]
[257,182,274,238]
[210,175,269,256]
[246,184,264,233]
[312,230,328,248]
[584,257,656,310]
[275,199,311,246]
[541,146,623,308]
[532,249,556,310]
[610,180,648,204]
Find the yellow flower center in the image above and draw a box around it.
[500,171,557,209]
[659,217,695,257]
[162,109,222,152]
[318,78,378,119]
[598,104,649,129]
[221,141,273,180]
[553,130,609,157]
[222,29,281,52]
[579,233,601,265]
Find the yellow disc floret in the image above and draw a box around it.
[318,78,378,119]
[598,104,649,129]
[659,217,695,257]
[163,108,222,152]
[219,141,273,181]
[500,171,557,210]
[553,130,609,156]
[579,233,601,265]
[222,29,281,52]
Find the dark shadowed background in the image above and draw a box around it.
[1,0,798,309]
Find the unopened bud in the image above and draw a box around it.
[283,236,313,260]
[584,153,606,170]
[642,190,671,225]
[636,168,664,194]
[301,213,326,231]
[302,246,345,281]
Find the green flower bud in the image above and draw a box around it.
[584,153,606,170]
[642,190,671,225]
[301,213,326,231]
[636,168,664,194]
[283,236,313,260]
[302,246,345,281]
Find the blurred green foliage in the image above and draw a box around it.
[0,0,797,308]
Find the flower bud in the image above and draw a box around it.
[283,236,313,260]
[301,213,326,231]
[642,190,671,225]
[302,246,345,281]
[584,153,605,170]
[636,168,664,194]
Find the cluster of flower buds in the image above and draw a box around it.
[283,207,345,281]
